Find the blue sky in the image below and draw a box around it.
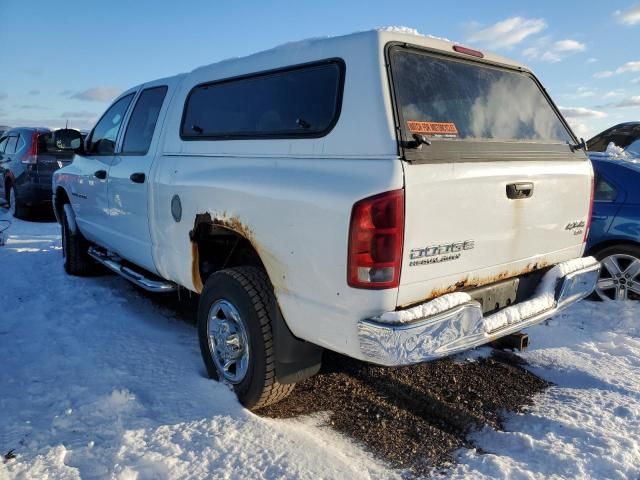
[0,0,638,138]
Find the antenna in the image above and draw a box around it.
[65,119,68,129]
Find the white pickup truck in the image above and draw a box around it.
[53,29,600,409]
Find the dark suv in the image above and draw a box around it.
[0,127,82,218]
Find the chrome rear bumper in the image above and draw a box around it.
[358,257,600,366]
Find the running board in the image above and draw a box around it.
[88,246,177,293]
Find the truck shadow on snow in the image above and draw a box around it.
[141,288,549,476]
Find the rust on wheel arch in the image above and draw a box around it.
[189,212,286,294]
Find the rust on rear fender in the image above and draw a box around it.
[191,241,204,293]
[189,212,286,294]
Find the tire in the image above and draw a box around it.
[197,266,295,410]
[7,184,29,219]
[593,244,640,301]
[61,206,95,276]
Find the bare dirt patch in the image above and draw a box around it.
[261,349,549,477]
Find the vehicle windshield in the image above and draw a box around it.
[390,48,573,143]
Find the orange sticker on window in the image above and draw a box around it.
[407,121,458,136]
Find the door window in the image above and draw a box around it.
[0,137,7,153]
[5,136,18,154]
[121,86,168,154]
[88,93,135,155]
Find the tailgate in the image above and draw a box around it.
[399,157,592,306]
[36,130,77,178]
[387,44,593,307]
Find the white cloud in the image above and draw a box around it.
[568,121,592,139]
[553,39,586,52]
[614,4,640,25]
[574,87,597,98]
[562,87,598,98]
[71,86,122,102]
[467,17,547,49]
[595,60,640,78]
[616,60,640,73]
[612,96,640,107]
[632,77,640,84]
[604,90,624,98]
[586,57,598,63]
[523,38,586,63]
[559,106,607,118]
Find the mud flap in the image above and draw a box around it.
[272,308,323,384]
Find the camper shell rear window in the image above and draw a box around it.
[181,59,345,140]
[388,45,573,145]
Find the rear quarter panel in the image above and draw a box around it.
[151,155,404,356]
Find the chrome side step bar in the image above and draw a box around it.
[88,246,177,293]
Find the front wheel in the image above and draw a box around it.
[61,206,95,276]
[594,245,640,301]
[197,267,295,410]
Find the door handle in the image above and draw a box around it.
[592,215,607,221]
[94,170,107,179]
[130,172,146,184]
[506,182,534,199]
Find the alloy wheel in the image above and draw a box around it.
[596,254,640,301]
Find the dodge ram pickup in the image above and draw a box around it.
[53,29,600,409]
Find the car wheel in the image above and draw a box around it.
[197,266,295,410]
[7,185,28,219]
[61,205,95,276]
[594,245,640,301]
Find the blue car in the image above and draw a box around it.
[586,156,640,300]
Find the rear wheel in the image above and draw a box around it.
[197,266,295,410]
[61,206,95,276]
[594,245,640,301]
[7,185,28,219]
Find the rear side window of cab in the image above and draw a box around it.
[180,59,345,140]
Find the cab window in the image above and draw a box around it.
[121,86,168,154]
[88,94,135,155]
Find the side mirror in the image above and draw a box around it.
[52,129,84,154]
[570,137,587,152]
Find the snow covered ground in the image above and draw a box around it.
[1,210,639,479]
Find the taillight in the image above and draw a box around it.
[348,189,404,289]
[22,132,39,164]
[583,174,595,243]
[453,45,484,58]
